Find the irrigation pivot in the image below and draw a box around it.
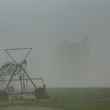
[0,48,48,101]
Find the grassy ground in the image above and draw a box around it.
[0,106,63,110]
[48,88,110,110]
[1,88,110,110]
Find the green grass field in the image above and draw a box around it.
[48,88,110,110]
[1,88,110,110]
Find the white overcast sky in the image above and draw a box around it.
[0,0,109,87]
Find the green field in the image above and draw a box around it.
[1,88,110,110]
[48,88,110,110]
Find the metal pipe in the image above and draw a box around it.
[0,77,42,81]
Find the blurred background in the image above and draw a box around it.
[0,0,109,87]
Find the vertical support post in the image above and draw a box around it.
[19,75,23,95]
[22,72,25,89]
[26,79,28,90]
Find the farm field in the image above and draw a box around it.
[1,88,110,110]
[48,88,110,110]
[0,106,62,110]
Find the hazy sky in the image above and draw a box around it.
[0,0,109,87]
